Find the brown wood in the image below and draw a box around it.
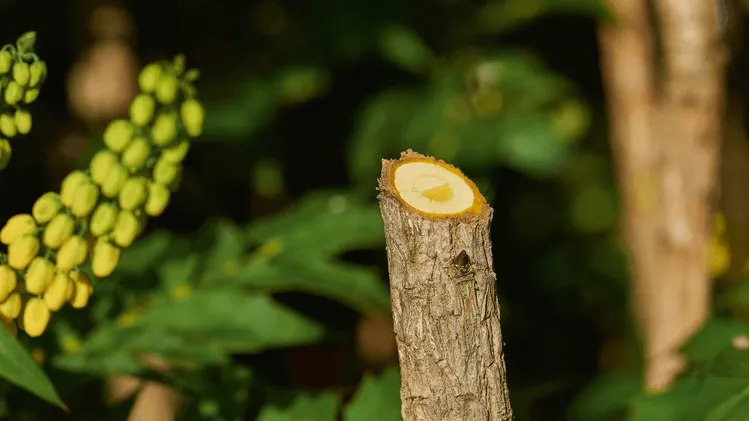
[378,150,512,421]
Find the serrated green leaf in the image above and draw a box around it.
[228,257,391,314]
[257,391,340,421]
[201,219,247,270]
[158,255,200,291]
[133,290,325,352]
[0,327,64,407]
[682,317,749,364]
[343,366,402,421]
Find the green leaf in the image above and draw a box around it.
[567,369,641,421]
[343,366,402,421]
[257,391,341,421]
[201,219,247,271]
[202,78,279,139]
[377,25,434,73]
[116,231,174,275]
[0,327,64,407]
[228,257,391,314]
[716,278,749,312]
[496,113,569,177]
[681,317,749,364]
[133,290,325,352]
[158,255,201,292]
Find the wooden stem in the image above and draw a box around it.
[378,150,512,421]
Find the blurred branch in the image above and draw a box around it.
[598,0,727,391]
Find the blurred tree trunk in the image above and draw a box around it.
[597,0,728,391]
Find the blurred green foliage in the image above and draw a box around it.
[0,0,747,419]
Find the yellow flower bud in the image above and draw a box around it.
[152,157,182,186]
[0,138,11,170]
[24,257,55,295]
[56,235,88,271]
[60,170,89,206]
[138,63,163,93]
[70,272,94,309]
[22,298,50,337]
[180,99,204,137]
[0,293,22,319]
[23,88,40,104]
[32,192,61,224]
[103,119,134,152]
[161,139,190,163]
[145,182,170,216]
[130,93,156,126]
[70,182,100,217]
[43,213,75,249]
[121,136,151,171]
[151,113,177,146]
[1,316,17,337]
[14,110,32,135]
[90,150,119,185]
[118,177,148,210]
[89,202,119,237]
[0,113,16,138]
[28,61,47,87]
[92,240,121,278]
[44,272,73,311]
[0,51,11,73]
[12,62,30,87]
[113,211,140,247]
[100,163,129,198]
[155,74,178,104]
[0,265,17,303]
[4,81,23,105]
[1,214,36,245]
[7,235,39,270]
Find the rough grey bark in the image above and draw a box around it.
[378,151,512,421]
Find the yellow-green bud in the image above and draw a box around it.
[155,74,178,104]
[12,62,30,87]
[100,163,129,198]
[44,272,73,311]
[118,177,148,210]
[0,265,17,303]
[22,298,50,337]
[112,210,140,247]
[43,213,75,249]
[8,235,39,270]
[0,214,36,245]
[14,110,32,135]
[28,61,46,87]
[161,140,190,163]
[92,240,121,278]
[130,93,156,126]
[103,119,134,152]
[145,182,170,216]
[180,99,204,137]
[23,88,40,104]
[4,81,23,105]
[121,136,151,171]
[138,63,163,93]
[70,272,93,309]
[151,113,177,146]
[153,157,181,186]
[32,192,61,224]
[25,257,55,295]
[0,51,11,73]
[133,209,148,235]
[70,182,99,217]
[0,293,22,319]
[89,202,119,237]
[60,170,89,207]
[0,138,11,170]
[56,235,88,271]
[0,113,16,138]
[90,150,119,185]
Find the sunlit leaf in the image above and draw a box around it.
[343,366,402,421]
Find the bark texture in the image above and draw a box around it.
[378,150,512,421]
[598,0,727,390]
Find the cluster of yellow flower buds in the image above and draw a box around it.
[0,32,47,170]
[0,55,204,338]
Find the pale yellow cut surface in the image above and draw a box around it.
[393,161,476,216]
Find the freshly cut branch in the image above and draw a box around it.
[378,150,512,421]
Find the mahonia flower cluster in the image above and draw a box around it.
[0,32,47,170]
[0,55,204,338]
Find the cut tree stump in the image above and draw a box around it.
[378,150,513,421]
